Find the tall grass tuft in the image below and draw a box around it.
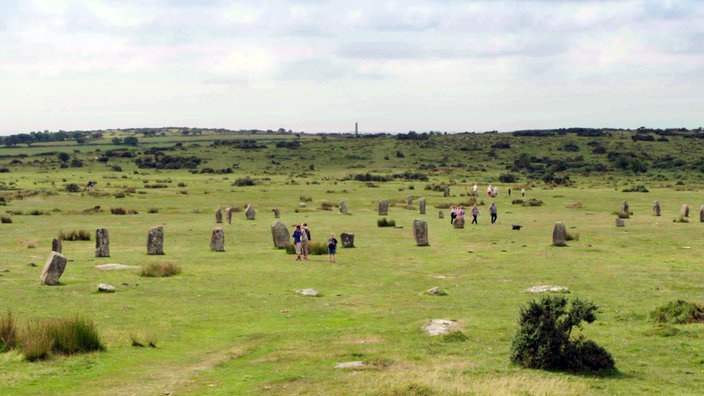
[58,229,91,241]
[650,300,704,324]
[141,262,182,277]
[285,241,328,255]
[18,316,104,361]
[0,310,17,352]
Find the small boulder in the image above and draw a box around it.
[425,286,447,296]
[422,319,457,336]
[296,288,320,297]
[97,283,116,293]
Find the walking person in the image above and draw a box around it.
[450,206,457,224]
[328,233,338,263]
[490,202,498,224]
[471,205,479,224]
[301,222,310,260]
[521,187,526,198]
[292,225,303,261]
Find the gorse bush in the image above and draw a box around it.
[140,262,182,277]
[0,215,11,224]
[650,300,704,324]
[510,295,615,373]
[58,229,91,241]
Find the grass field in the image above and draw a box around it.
[1,131,704,395]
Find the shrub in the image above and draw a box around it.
[523,199,544,207]
[141,262,182,277]
[148,208,159,214]
[58,229,91,241]
[65,183,81,193]
[299,195,313,202]
[0,215,11,224]
[510,295,614,372]
[233,177,256,186]
[319,201,334,211]
[622,185,649,193]
[650,300,704,324]
[499,173,517,183]
[377,218,396,227]
[110,207,138,215]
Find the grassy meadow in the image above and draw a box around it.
[0,129,704,395]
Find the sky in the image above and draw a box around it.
[0,0,702,135]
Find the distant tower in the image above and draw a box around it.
[355,122,358,138]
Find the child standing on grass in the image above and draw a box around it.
[328,233,338,263]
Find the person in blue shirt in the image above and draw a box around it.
[292,225,303,261]
[328,233,338,263]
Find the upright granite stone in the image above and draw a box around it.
[245,204,256,220]
[210,227,225,252]
[413,220,429,246]
[615,218,625,227]
[339,201,348,215]
[419,198,426,214]
[453,216,465,229]
[653,201,661,216]
[443,187,450,197]
[407,196,413,205]
[95,228,110,257]
[271,221,290,248]
[620,200,629,215]
[147,226,164,255]
[40,251,67,285]
[215,207,223,224]
[438,211,444,219]
[700,205,704,222]
[51,238,62,253]
[378,200,389,216]
[340,232,355,248]
[681,204,690,218]
[552,222,567,247]
[226,207,233,224]
[272,208,280,219]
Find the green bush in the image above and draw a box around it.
[140,262,182,277]
[622,185,649,193]
[65,183,81,193]
[522,198,544,207]
[510,295,615,372]
[0,215,11,224]
[650,300,704,324]
[377,218,396,227]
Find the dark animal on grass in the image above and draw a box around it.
[512,225,522,230]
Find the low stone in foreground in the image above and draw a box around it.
[422,319,457,336]
[334,361,366,369]
[296,288,320,297]
[97,283,116,293]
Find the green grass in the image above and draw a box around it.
[0,130,704,394]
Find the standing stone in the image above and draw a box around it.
[620,200,629,215]
[226,208,233,224]
[419,198,426,214]
[51,238,62,253]
[681,204,690,218]
[438,211,444,219]
[552,222,567,247]
[339,201,348,215]
[700,205,704,222]
[453,216,465,229]
[413,220,429,246]
[273,208,280,219]
[653,201,661,216]
[215,207,223,224]
[147,226,164,255]
[95,228,110,257]
[340,232,355,248]
[443,187,450,197]
[378,200,389,216]
[245,204,256,220]
[615,218,625,227]
[407,196,413,205]
[271,221,290,248]
[40,251,67,285]
[210,227,225,252]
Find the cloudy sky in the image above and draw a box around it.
[1,0,702,135]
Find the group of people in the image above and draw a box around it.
[292,223,338,263]
[472,184,526,199]
[450,203,497,225]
